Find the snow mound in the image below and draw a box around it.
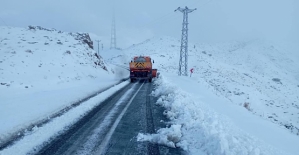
[137,124,182,148]
[142,75,292,155]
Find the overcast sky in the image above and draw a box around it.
[0,0,298,48]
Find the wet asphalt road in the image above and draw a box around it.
[36,80,183,155]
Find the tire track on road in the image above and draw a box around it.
[146,83,160,155]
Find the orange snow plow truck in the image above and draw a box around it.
[129,56,157,82]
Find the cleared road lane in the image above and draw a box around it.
[36,80,182,155]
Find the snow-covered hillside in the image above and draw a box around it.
[0,26,109,88]
[0,26,125,145]
[121,37,299,135]
[1,26,298,154]
[107,36,299,154]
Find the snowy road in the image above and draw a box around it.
[36,80,182,155]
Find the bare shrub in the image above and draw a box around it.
[25,49,33,54]
[272,78,282,84]
[64,50,71,54]
[28,25,35,30]
[243,102,251,111]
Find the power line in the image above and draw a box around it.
[137,0,214,30]
[194,0,215,9]
[0,17,8,26]
[134,2,193,29]
[140,12,174,27]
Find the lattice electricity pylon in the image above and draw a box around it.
[175,6,196,76]
[110,14,117,49]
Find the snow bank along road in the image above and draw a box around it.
[26,80,181,155]
[0,78,128,151]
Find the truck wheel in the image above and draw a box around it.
[149,78,152,82]
[130,78,134,82]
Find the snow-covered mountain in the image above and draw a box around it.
[108,36,299,154]
[118,36,299,135]
[0,26,125,144]
[1,25,298,154]
[0,26,109,88]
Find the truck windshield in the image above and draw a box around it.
[135,57,146,62]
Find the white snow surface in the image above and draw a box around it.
[121,37,299,135]
[1,26,299,155]
[0,81,129,155]
[116,36,299,154]
[138,75,299,155]
[0,26,128,147]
